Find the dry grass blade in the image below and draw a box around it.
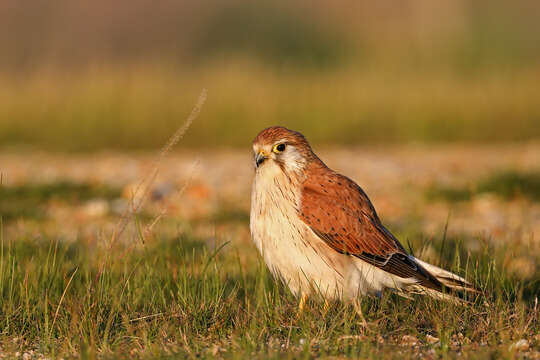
[110,89,207,246]
[51,267,78,333]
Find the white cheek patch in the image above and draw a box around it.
[280,146,306,174]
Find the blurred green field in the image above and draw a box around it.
[427,170,540,202]
[1,0,540,150]
[1,64,540,151]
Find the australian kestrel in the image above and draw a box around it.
[250,126,475,302]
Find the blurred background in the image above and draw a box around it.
[1,0,540,150]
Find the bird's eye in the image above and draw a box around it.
[273,143,286,153]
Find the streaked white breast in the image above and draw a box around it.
[249,161,346,298]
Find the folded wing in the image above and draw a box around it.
[299,170,444,291]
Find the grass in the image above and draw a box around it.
[427,170,540,203]
[0,215,538,358]
[0,181,121,221]
[1,63,540,152]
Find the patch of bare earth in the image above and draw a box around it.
[2,143,539,240]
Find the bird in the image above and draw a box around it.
[250,126,476,306]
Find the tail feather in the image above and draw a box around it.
[414,257,478,293]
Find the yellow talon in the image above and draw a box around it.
[297,293,308,315]
[322,299,330,316]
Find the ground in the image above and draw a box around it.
[0,144,539,359]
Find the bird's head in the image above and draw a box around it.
[252,126,317,177]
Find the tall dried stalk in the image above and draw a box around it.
[110,88,207,247]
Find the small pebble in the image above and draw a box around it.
[426,334,440,345]
[400,335,419,346]
[510,339,529,352]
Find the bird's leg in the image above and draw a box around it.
[353,299,369,328]
[321,299,330,316]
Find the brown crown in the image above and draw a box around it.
[253,126,309,147]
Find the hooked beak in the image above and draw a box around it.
[255,151,268,168]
